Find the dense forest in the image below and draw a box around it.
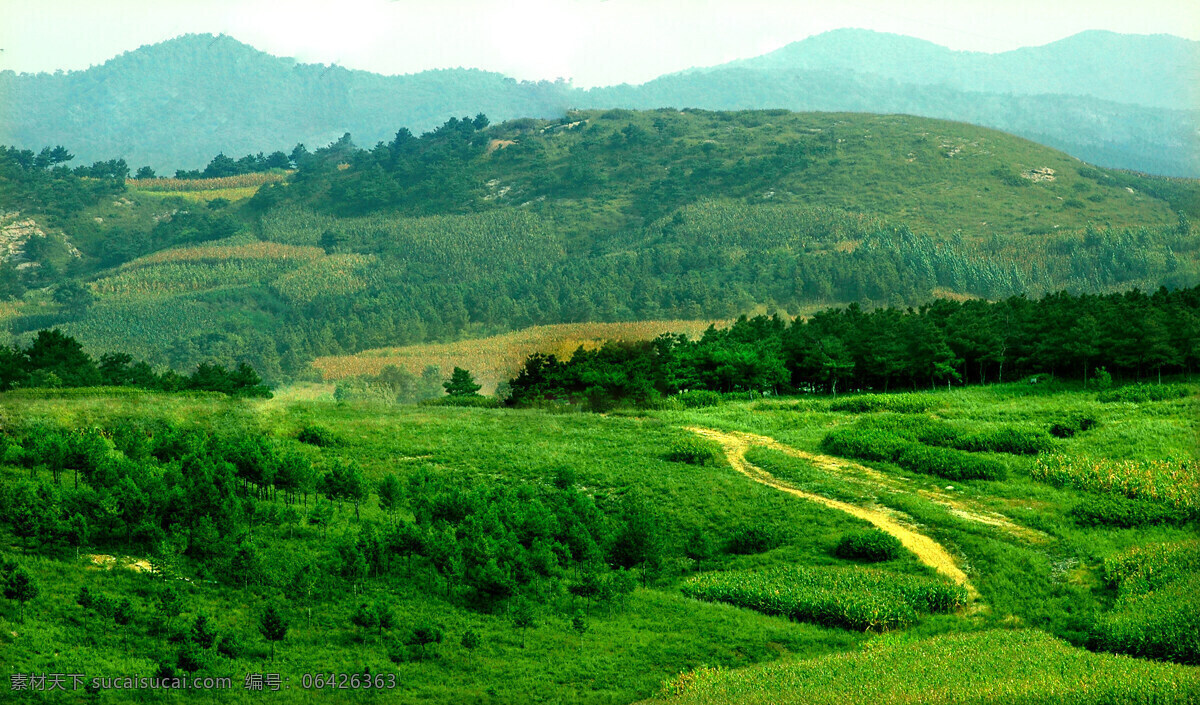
[0,329,270,397]
[506,285,1200,407]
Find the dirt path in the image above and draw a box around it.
[688,427,980,600]
[698,428,1046,544]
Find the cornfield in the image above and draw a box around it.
[127,172,288,192]
[681,565,966,632]
[651,629,1200,704]
[311,320,727,392]
[122,242,323,269]
[92,260,301,297]
[272,254,377,304]
[1031,454,1199,513]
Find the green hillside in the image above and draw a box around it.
[1,110,1198,379]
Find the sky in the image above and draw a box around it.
[1,0,1198,87]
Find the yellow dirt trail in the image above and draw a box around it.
[688,427,980,600]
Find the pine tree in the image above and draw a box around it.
[443,367,482,397]
[258,605,288,661]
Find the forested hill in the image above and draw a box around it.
[1,31,1197,176]
[1,109,1198,381]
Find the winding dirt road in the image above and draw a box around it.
[688,426,981,600]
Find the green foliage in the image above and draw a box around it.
[1049,414,1098,438]
[682,566,966,632]
[827,394,940,414]
[820,427,1008,481]
[443,367,482,397]
[1092,542,1200,664]
[725,525,784,555]
[952,427,1056,455]
[1097,383,1192,403]
[834,529,903,562]
[652,630,1200,705]
[296,424,338,447]
[664,438,720,466]
[1069,495,1190,528]
[1032,455,1199,514]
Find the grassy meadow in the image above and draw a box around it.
[1,378,1197,703]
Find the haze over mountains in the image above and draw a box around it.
[0,29,1197,176]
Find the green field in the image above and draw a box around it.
[1,379,1197,703]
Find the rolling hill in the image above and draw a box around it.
[1,108,1197,380]
[1,30,1197,176]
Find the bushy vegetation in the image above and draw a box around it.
[1069,495,1190,528]
[506,287,1200,409]
[1092,542,1200,664]
[652,630,1200,705]
[820,428,1008,481]
[1048,414,1098,438]
[664,439,721,466]
[0,329,270,396]
[834,529,904,563]
[827,394,940,414]
[1096,383,1193,403]
[1032,455,1199,514]
[682,565,966,632]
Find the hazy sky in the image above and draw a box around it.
[2,0,1198,87]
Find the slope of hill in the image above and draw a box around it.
[1,31,1197,176]
[2,109,1197,379]
[715,29,1200,111]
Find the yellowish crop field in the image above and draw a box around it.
[312,319,729,391]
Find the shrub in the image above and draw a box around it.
[664,438,720,466]
[835,529,903,562]
[682,565,966,632]
[1091,573,1200,665]
[819,428,909,463]
[726,525,784,555]
[417,396,501,409]
[952,427,1056,455]
[821,428,1007,480]
[1097,384,1191,403]
[1090,541,1200,664]
[1103,541,1200,596]
[674,390,722,408]
[1070,495,1189,528]
[297,424,338,447]
[893,444,1008,481]
[1049,414,1098,438]
[828,394,939,414]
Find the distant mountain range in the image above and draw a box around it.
[1,29,1197,176]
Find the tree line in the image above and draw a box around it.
[0,329,270,397]
[506,284,1200,407]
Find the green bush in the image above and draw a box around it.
[952,427,1056,455]
[828,394,940,414]
[1090,541,1200,664]
[834,529,903,562]
[1049,414,1098,438]
[674,390,722,408]
[823,428,1007,481]
[1097,384,1192,403]
[1090,573,1200,664]
[819,428,909,463]
[1070,495,1189,528]
[893,443,1008,481]
[726,525,783,555]
[682,565,966,632]
[417,396,501,408]
[297,424,338,447]
[664,438,720,466]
